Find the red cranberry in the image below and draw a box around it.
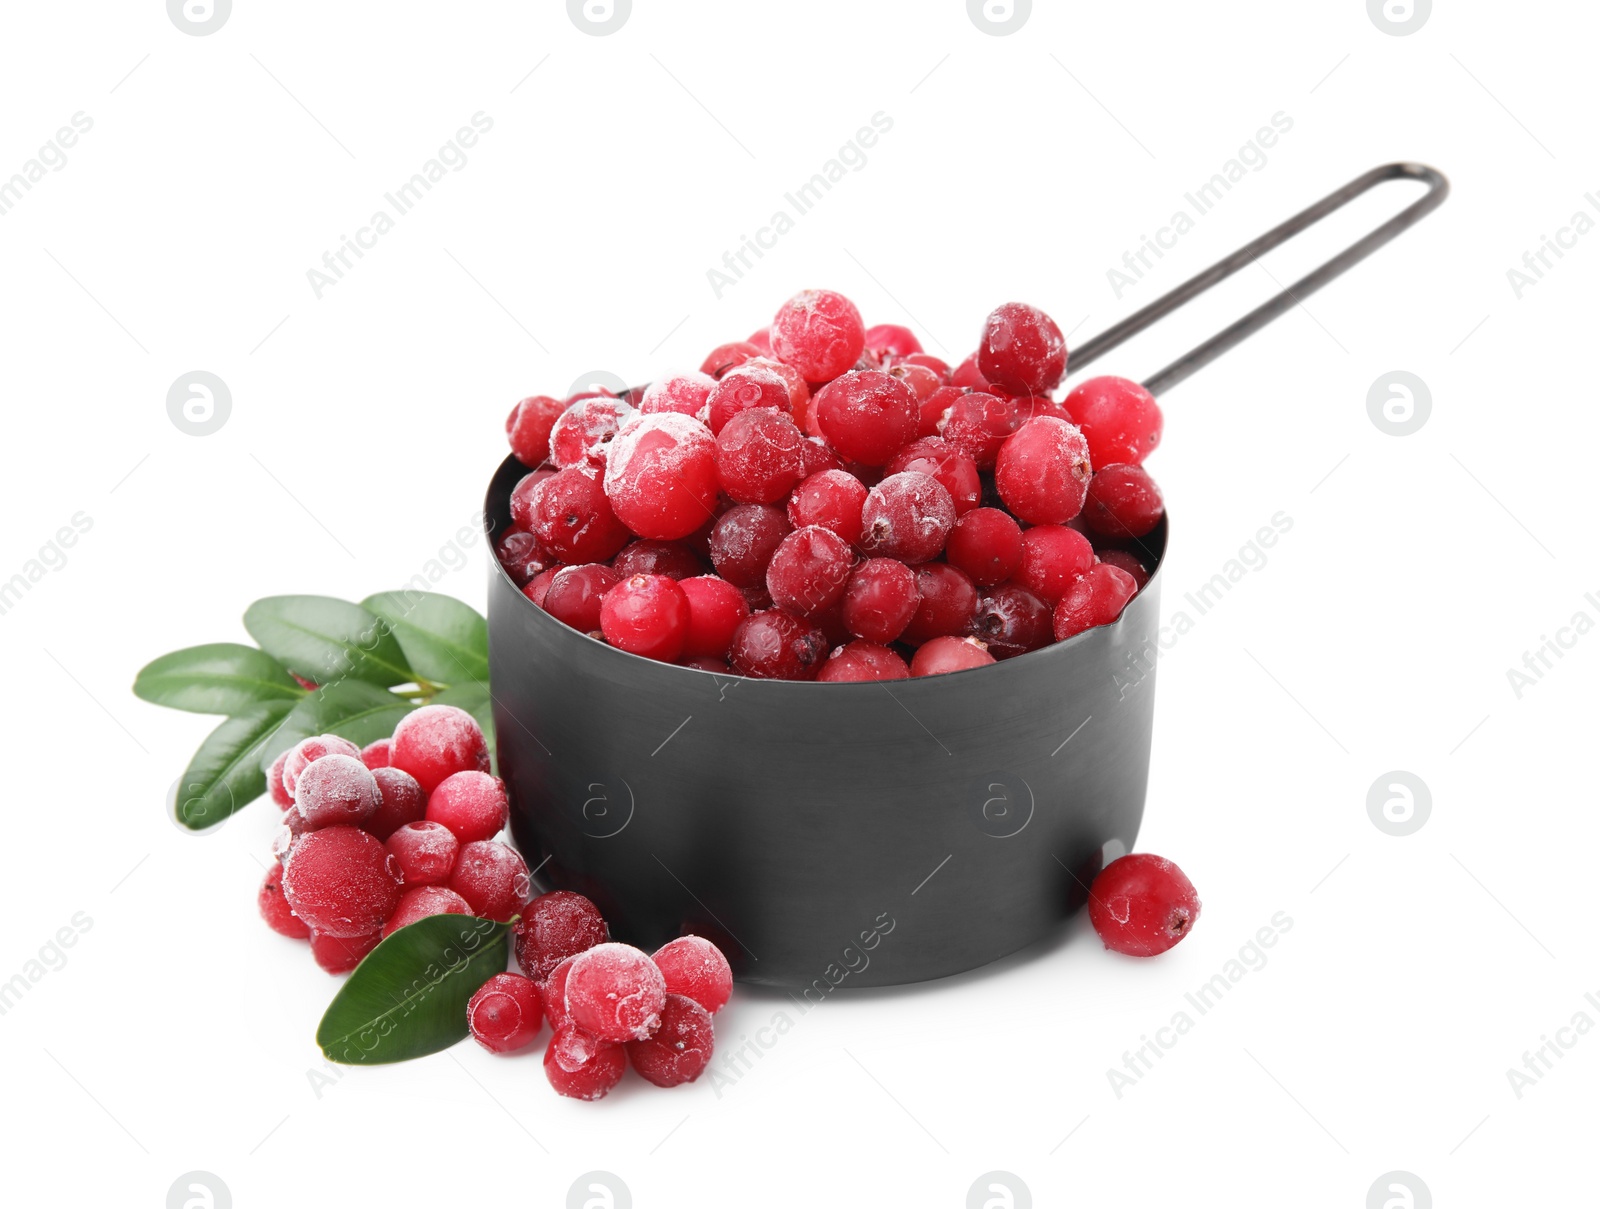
[626,993,715,1088]
[361,741,391,773]
[1088,853,1201,956]
[706,362,793,434]
[640,371,715,417]
[494,528,552,587]
[1082,464,1165,539]
[385,821,459,886]
[565,942,668,1041]
[1063,375,1163,466]
[258,861,310,939]
[813,371,918,465]
[599,573,692,662]
[700,340,763,378]
[859,472,956,564]
[506,395,566,467]
[863,322,922,358]
[918,383,965,438]
[391,705,490,795]
[468,972,545,1054]
[969,584,1053,659]
[910,635,996,677]
[612,539,705,581]
[729,609,828,680]
[788,469,868,544]
[382,885,472,937]
[815,640,911,681]
[708,503,792,588]
[449,839,532,922]
[978,302,1067,394]
[267,751,294,810]
[939,389,1024,470]
[522,466,632,564]
[549,397,634,469]
[296,755,381,831]
[842,558,919,643]
[281,734,361,800]
[886,362,941,411]
[766,526,855,617]
[542,563,621,633]
[541,955,578,1030]
[1016,525,1095,604]
[799,436,845,478]
[951,352,991,390]
[884,436,981,516]
[544,1023,627,1100]
[523,568,558,609]
[425,770,509,844]
[514,891,608,982]
[309,928,381,974]
[1097,548,1150,589]
[995,416,1093,524]
[603,413,720,542]
[679,575,750,659]
[745,356,812,424]
[1053,564,1138,640]
[945,508,1023,586]
[715,406,806,503]
[747,326,773,353]
[770,289,866,382]
[651,935,733,1014]
[901,563,979,644]
[282,825,404,938]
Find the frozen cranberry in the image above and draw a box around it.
[816,640,911,681]
[296,754,381,831]
[1089,853,1200,956]
[887,362,941,410]
[542,563,621,633]
[523,567,558,609]
[706,363,793,434]
[1063,376,1163,466]
[386,820,460,886]
[787,470,866,544]
[951,352,991,389]
[282,825,404,938]
[626,993,715,1088]
[917,384,964,438]
[640,371,716,417]
[1097,548,1151,589]
[267,751,294,810]
[970,584,1053,659]
[1053,564,1138,640]
[382,884,472,937]
[771,289,866,382]
[978,302,1067,394]
[911,635,996,676]
[842,557,919,643]
[729,609,828,679]
[541,955,578,1029]
[1017,525,1096,604]
[506,395,566,467]
[708,503,791,588]
[1082,464,1165,540]
[945,508,1024,587]
[281,734,361,800]
[272,811,305,864]
[745,356,812,424]
[515,891,608,982]
[678,575,750,660]
[995,416,1093,525]
[603,413,720,542]
[565,942,668,1042]
[747,326,773,353]
[391,704,490,795]
[521,466,632,564]
[544,1024,627,1100]
[859,472,955,564]
[495,528,552,587]
[548,397,633,470]
[467,972,545,1054]
[599,573,691,662]
[715,407,805,504]
[358,738,391,771]
[426,771,509,844]
[259,861,309,939]
[864,322,922,358]
[798,436,844,479]
[700,340,763,378]
[449,840,532,922]
[813,371,918,465]
[884,436,981,516]
[939,390,1024,470]
[612,539,705,581]
[766,526,855,617]
[650,935,733,1013]
[901,563,979,645]
[310,928,381,974]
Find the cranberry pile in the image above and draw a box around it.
[495,290,1165,680]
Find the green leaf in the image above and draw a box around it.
[433,680,496,771]
[260,680,417,774]
[243,596,412,688]
[317,915,510,1065]
[360,592,489,686]
[174,701,296,830]
[134,642,305,715]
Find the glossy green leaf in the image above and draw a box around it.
[260,679,416,774]
[360,591,489,686]
[243,595,412,687]
[134,642,305,714]
[174,701,296,829]
[317,915,510,1065]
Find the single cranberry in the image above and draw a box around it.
[385,820,460,887]
[449,839,532,922]
[842,558,919,643]
[939,390,1024,470]
[679,575,750,660]
[259,861,310,939]
[901,563,979,645]
[970,583,1053,659]
[548,397,634,469]
[640,371,716,417]
[599,573,692,662]
[542,563,621,633]
[295,754,381,831]
[651,935,733,1014]
[523,567,558,609]
[468,972,545,1054]
[715,406,806,503]
[798,436,845,479]
[978,302,1067,394]
[884,436,981,516]
[541,955,578,1030]
[859,472,956,564]
[813,371,919,465]
[382,884,472,937]
[910,635,996,676]
[951,352,991,389]
[495,527,553,587]
[505,394,566,467]
[1088,853,1201,956]
[309,928,382,974]
[626,993,716,1088]
[771,289,866,382]
[788,469,869,544]
[521,466,632,564]
[864,322,922,358]
[945,508,1024,587]
[281,734,361,801]
[267,751,294,810]
[603,413,720,542]
[426,771,509,844]
[565,942,668,1041]
[1081,464,1165,540]
[1063,375,1163,466]
[612,539,705,581]
[745,356,812,424]
[359,738,391,771]
[700,340,764,378]
[917,383,965,438]
[708,503,792,588]
[729,609,828,679]
[282,825,404,938]
[514,891,608,982]
[391,705,490,795]
[544,1023,627,1100]
[815,640,911,681]
[766,526,855,617]
[995,416,1093,525]
[706,363,794,434]
[1017,525,1096,604]
[1097,548,1151,589]
[1053,564,1138,640]
[886,362,941,411]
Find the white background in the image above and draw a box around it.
[1,1,1594,1205]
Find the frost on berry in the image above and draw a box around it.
[994,416,1093,525]
[812,371,918,466]
[858,471,956,564]
[382,885,472,938]
[770,289,866,382]
[258,861,310,940]
[602,412,720,541]
[281,734,361,801]
[544,1023,627,1100]
[295,754,381,830]
[549,397,635,469]
[390,705,490,796]
[1087,853,1201,957]
[514,890,609,982]
[467,972,545,1054]
[651,935,733,1014]
[506,395,566,467]
[626,993,715,1088]
[425,771,509,844]
[282,826,404,938]
[640,371,716,417]
[815,640,910,682]
[564,942,668,1042]
[448,840,532,922]
[977,302,1067,395]
[386,820,460,887]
